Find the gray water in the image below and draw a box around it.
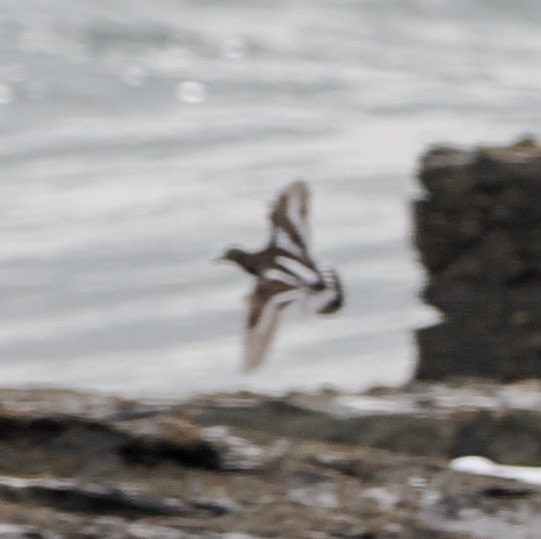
[2,0,541,397]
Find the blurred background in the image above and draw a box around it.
[1,0,541,397]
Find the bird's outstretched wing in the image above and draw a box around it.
[269,180,310,259]
[243,280,301,372]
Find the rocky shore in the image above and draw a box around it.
[0,381,539,538]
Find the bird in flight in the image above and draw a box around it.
[219,180,343,372]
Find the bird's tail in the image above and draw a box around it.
[315,267,344,314]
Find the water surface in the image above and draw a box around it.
[1,0,541,396]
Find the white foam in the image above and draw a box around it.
[450,456,541,485]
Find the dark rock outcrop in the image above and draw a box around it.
[413,137,541,381]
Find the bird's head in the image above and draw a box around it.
[216,247,245,264]
[216,246,258,275]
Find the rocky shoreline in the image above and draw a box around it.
[0,381,539,538]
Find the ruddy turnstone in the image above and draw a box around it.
[220,180,343,372]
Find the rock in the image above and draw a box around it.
[0,386,539,538]
[0,523,55,539]
[0,410,222,475]
[0,477,186,517]
[413,138,541,381]
[187,382,541,466]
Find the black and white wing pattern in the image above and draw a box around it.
[225,179,345,372]
[243,280,302,372]
[269,179,310,259]
[267,180,326,290]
